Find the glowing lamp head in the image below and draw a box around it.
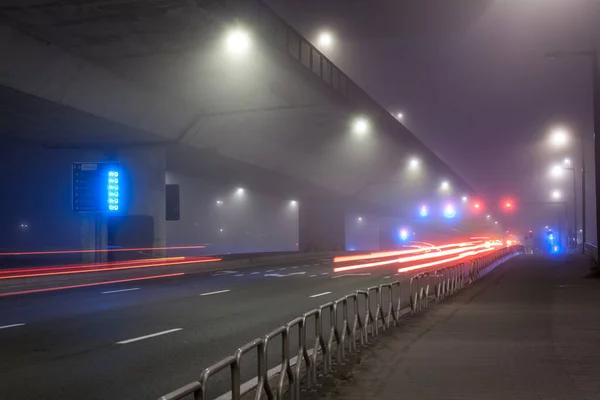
[399,228,409,241]
[550,128,569,147]
[440,181,450,191]
[443,203,457,219]
[409,158,420,169]
[550,164,564,178]
[461,196,468,203]
[419,205,428,217]
[317,31,334,48]
[352,117,370,135]
[226,29,251,54]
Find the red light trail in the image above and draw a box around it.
[0,245,207,257]
[0,257,221,280]
[0,272,185,297]
[333,240,503,273]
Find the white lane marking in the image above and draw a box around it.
[321,272,328,275]
[383,276,391,279]
[102,288,140,294]
[264,272,307,278]
[302,264,310,267]
[332,273,372,279]
[279,267,287,271]
[309,291,332,298]
[235,274,244,277]
[309,275,317,277]
[117,328,182,345]
[266,269,274,272]
[215,349,314,400]
[0,323,25,330]
[292,266,298,269]
[212,271,237,276]
[251,272,260,275]
[313,263,319,266]
[199,289,231,296]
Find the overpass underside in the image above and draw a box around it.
[0,0,482,254]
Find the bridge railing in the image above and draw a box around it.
[159,246,522,400]
[584,243,598,262]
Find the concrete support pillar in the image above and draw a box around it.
[80,146,166,261]
[298,197,345,252]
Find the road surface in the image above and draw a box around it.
[0,256,409,399]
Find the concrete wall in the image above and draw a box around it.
[165,172,299,255]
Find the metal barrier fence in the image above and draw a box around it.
[159,246,521,400]
[584,243,598,262]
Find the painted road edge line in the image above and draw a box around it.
[102,288,140,294]
[309,291,332,298]
[117,328,182,345]
[199,289,231,296]
[0,323,26,330]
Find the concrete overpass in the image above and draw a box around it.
[0,0,492,257]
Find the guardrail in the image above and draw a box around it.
[584,243,598,263]
[159,246,521,400]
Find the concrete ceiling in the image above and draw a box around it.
[0,0,476,217]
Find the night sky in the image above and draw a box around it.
[266,0,598,234]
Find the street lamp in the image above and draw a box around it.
[544,48,598,252]
[551,190,562,200]
[225,28,251,54]
[317,31,334,49]
[352,117,370,135]
[549,127,569,148]
[397,112,404,120]
[440,180,450,191]
[549,164,564,178]
[408,157,420,169]
[549,159,578,249]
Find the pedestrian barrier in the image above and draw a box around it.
[159,246,522,400]
[584,243,598,263]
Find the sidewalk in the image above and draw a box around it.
[313,254,600,400]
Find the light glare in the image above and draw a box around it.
[551,190,562,200]
[549,164,564,178]
[353,117,370,135]
[226,29,251,54]
[317,31,333,48]
[550,128,569,147]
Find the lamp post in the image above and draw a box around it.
[550,160,579,250]
[545,48,598,251]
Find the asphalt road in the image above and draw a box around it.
[0,256,413,400]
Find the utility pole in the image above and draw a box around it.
[592,49,600,256]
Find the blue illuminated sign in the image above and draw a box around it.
[73,163,122,213]
[107,170,120,211]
